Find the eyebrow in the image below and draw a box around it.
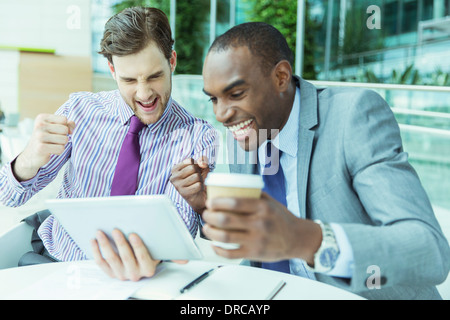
[203,79,247,96]
[119,70,164,82]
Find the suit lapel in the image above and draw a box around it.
[296,77,318,218]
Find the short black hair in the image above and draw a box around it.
[208,22,294,75]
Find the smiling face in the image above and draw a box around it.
[202,46,294,151]
[109,41,176,125]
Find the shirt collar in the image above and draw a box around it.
[148,96,173,134]
[272,86,300,157]
[116,91,134,125]
[258,87,300,167]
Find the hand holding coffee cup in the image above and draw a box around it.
[204,173,264,250]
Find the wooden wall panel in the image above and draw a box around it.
[19,52,92,119]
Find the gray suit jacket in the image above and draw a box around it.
[228,77,450,299]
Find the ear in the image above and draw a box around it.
[272,60,292,93]
[169,50,177,73]
[108,61,116,80]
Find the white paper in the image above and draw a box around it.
[174,265,284,300]
[6,261,161,300]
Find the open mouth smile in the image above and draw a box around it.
[137,97,159,112]
[227,119,255,140]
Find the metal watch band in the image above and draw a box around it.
[305,220,340,273]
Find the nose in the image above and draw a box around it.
[136,83,153,101]
[214,100,234,124]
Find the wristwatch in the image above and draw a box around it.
[306,220,340,273]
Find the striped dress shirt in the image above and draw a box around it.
[0,90,218,261]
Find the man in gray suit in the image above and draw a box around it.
[195,22,449,300]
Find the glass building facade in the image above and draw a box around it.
[311,0,450,84]
[92,1,450,82]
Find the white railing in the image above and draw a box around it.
[173,75,450,91]
[309,80,450,93]
[392,107,450,119]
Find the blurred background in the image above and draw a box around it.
[0,0,449,234]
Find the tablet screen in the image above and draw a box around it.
[46,195,203,261]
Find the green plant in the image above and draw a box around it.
[358,64,450,87]
[112,0,167,13]
[390,64,420,85]
[358,64,422,85]
[429,68,450,86]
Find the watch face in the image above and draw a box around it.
[319,247,339,268]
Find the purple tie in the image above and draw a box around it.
[110,115,145,196]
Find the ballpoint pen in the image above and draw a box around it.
[180,266,223,294]
[266,280,286,300]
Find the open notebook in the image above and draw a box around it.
[134,263,286,300]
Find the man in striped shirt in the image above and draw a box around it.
[0,7,217,281]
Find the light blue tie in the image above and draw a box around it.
[260,141,290,273]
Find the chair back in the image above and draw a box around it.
[0,222,33,269]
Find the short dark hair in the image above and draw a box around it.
[98,7,174,64]
[209,22,294,74]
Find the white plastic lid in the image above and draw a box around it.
[205,173,264,189]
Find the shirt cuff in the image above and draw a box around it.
[7,158,40,190]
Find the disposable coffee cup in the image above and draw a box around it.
[205,173,264,200]
[205,173,264,250]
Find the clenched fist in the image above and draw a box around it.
[12,114,76,181]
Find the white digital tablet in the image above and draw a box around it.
[45,195,203,261]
